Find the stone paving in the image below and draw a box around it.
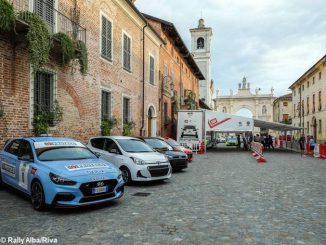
[0,147,325,245]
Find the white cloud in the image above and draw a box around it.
[136,0,326,97]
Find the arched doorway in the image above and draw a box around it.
[312,117,317,141]
[148,106,156,137]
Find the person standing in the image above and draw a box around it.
[299,134,305,151]
[268,135,274,150]
[237,134,241,148]
[309,136,315,151]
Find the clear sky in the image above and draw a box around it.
[136,0,326,97]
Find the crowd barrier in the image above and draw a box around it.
[179,140,201,154]
[251,142,266,163]
[305,143,326,159]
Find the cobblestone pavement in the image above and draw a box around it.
[0,147,325,245]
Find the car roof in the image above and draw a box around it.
[17,137,78,143]
[92,136,139,140]
[141,137,164,140]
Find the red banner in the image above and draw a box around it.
[208,117,231,129]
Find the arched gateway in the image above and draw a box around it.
[214,77,275,131]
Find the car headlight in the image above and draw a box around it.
[49,173,77,186]
[167,155,173,159]
[130,157,147,165]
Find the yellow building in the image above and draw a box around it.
[289,55,326,143]
[273,93,293,124]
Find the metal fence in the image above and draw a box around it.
[10,0,86,43]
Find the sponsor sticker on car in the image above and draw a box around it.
[1,162,16,178]
[34,141,85,149]
[65,162,109,171]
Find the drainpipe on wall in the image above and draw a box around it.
[140,23,148,136]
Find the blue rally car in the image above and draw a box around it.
[0,137,124,210]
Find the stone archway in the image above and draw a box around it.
[233,105,255,118]
[147,106,156,137]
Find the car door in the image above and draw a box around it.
[101,139,124,168]
[0,139,21,188]
[16,140,34,193]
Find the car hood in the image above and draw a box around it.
[40,158,118,177]
[164,151,187,157]
[128,152,167,163]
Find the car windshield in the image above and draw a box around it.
[145,139,173,151]
[36,147,97,161]
[184,126,195,130]
[116,139,154,153]
[166,139,180,147]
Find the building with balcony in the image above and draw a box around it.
[143,14,205,138]
[289,54,326,143]
[273,93,292,124]
[0,0,164,146]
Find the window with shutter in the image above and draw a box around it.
[149,56,155,84]
[101,91,111,121]
[101,16,112,61]
[123,97,130,123]
[34,71,54,119]
[123,34,131,71]
[34,0,55,33]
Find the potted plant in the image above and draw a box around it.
[101,117,117,136]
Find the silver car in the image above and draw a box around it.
[87,136,172,184]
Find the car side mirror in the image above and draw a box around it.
[109,149,118,154]
[18,155,33,162]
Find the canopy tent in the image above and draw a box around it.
[204,110,303,133]
[253,119,302,131]
[205,110,254,132]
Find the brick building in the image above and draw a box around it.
[144,14,205,138]
[0,0,164,146]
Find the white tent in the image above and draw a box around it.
[205,111,254,133]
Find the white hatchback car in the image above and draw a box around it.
[87,136,172,184]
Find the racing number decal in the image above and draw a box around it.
[18,163,30,190]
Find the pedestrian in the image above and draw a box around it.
[264,136,269,150]
[268,135,274,150]
[309,136,315,151]
[260,135,265,149]
[242,135,248,150]
[237,134,241,148]
[299,134,305,151]
[254,134,259,142]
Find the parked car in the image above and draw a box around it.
[0,137,124,210]
[163,137,193,162]
[226,136,238,146]
[139,137,188,171]
[218,136,226,143]
[181,125,198,139]
[87,136,172,184]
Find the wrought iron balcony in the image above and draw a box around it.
[9,0,86,43]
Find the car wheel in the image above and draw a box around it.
[31,180,46,211]
[120,167,132,185]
